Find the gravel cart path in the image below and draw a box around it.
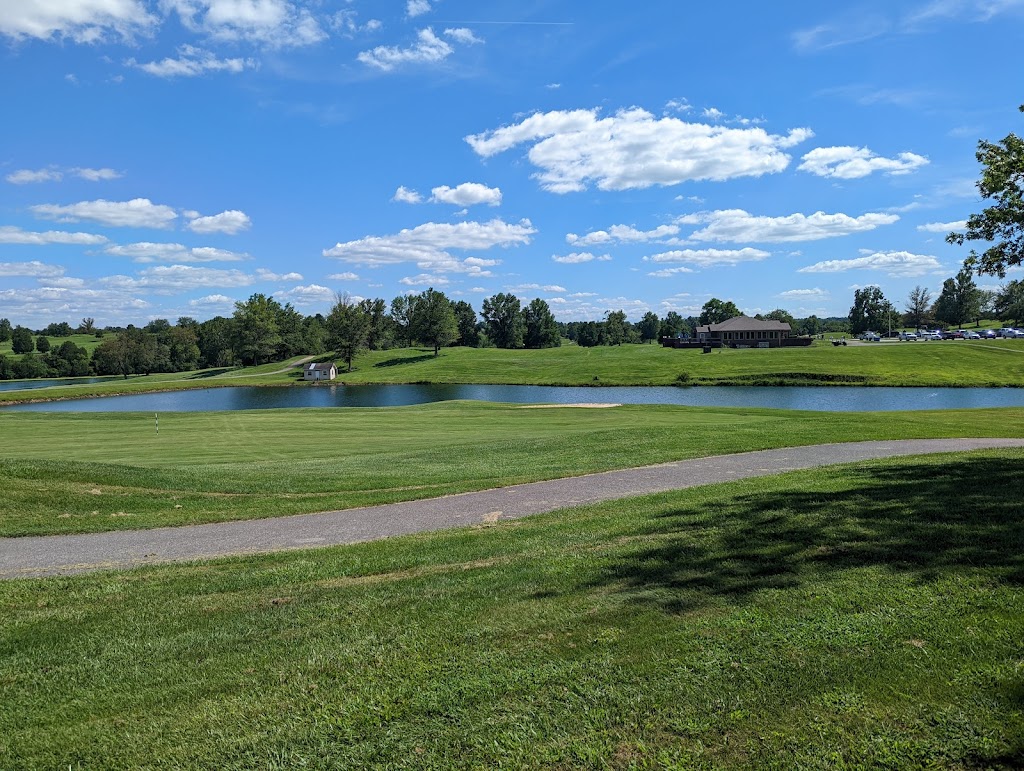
[3,438,1022,579]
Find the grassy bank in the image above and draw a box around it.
[2,451,1022,768]
[4,340,1024,406]
[3,402,1024,536]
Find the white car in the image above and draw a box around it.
[899,331,918,341]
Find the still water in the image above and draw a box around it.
[3,383,1024,412]
[0,376,119,393]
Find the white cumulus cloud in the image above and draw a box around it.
[30,198,179,229]
[393,186,424,204]
[327,272,360,281]
[185,209,252,234]
[798,250,942,277]
[430,182,502,207]
[0,261,66,278]
[552,252,613,264]
[277,283,335,305]
[127,45,257,77]
[105,242,249,263]
[798,146,929,179]
[101,264,254,293]
[917,220,967,233]
[357,27,453,70]
[566,223,680,246]
[777,288,830,299]
[256,268,303,281]
[0,0,158,43]
[406,0,431,17]
[444,27,482,44]
[74,167,122,181]
[0,225,108,245]
[643,247,771,267]
[678,209,899,243]
[323,218,535,276]
[163,0,326,48]
[465,107,813,193]
[6,168,63,184]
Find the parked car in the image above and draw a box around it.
[924,330,943,340]
[998,328,1020,338]
[979,329,997,340]
[964,331,981,339]
[861,331,881,342]
[942,330,964,339]
[899,331,918,341]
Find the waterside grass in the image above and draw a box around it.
[2,451,1022,768]
[3,401,1024,536]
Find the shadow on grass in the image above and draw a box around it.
[592,458,1024,615]
[374,353,436,368]
[185,368,234,379]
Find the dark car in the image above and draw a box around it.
[979,329,997,340]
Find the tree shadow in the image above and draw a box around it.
[374,353,436,368]
[185,368,234,379]
[589,458,1024,614]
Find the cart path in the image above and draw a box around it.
[3,438,1023,579]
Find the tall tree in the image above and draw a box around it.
[801,315,822,336]
[848,286,888,334]
[452,300,479,347]
[904,286,933,331]
[603,310,627,346]
[411,288,459,356]
[995,280,1024,325]
[34,335,50,353]
[0,318,11,343]
[522,298,561,348]
[359,298,394,350]
[11,326,34,354]
[390,295,415,347]
[947,105,1024,277]
[232,294,282,366]
[326,294,371,371]
[699,298,741,325]
[482,293,524,349]
[764,308,796,327]
[78,317,96,334]
[198,317,236,368]
[659,311,686,338]
[638,311,660,343]
[932,268,981,327]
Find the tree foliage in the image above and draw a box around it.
[522,298,560,349]
[0,318,11,343]
[904,286,933,331]
[232,294,282,366]
[995,280,1024,325]
[848,286,888,334]
[451,300,479,347]
[411,288,459,356]
[11,326,34,354]
[638,312,660,343]
[947,105,1024,277]
[603,310,627,345]
[482,293,524,349]
[932,268,981,327]
[699,298,741,325]
[326,294,371,371]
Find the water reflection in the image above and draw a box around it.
[3,383,1024,413]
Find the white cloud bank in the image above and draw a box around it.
[551,252,612,264]
[678,209,899,242]
[0,226,108,245]
[5,166,122,184]
[430,182,501,207]
[643,247,771,268]
[105,242,249,263]
[0,0,157,43]
[323,219,535,276]
[798,146,929,179]
[164,0,326,48]
[798,250,942,277]
[0,261,66,278]
[30,198,179,229]
[917,220,967,233]
[465,107,813,193]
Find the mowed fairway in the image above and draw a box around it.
[3,402,1024,536]
[2,452,1022,768]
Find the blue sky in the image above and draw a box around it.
[1,0,1021,327]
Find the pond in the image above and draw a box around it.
[3,383,1024,412]
[0,376,120,393]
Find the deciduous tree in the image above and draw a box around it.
[326,293,371,371]
[522,298,560,348]
[411,288,459,356]
[699,298,741,325]
[638,311,660,343]
[482,293,524,349]
[947,105,1024,277]
[848,286,888,334]
[904,286,932,331]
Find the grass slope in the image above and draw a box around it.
[3,340,1024,405]
[0,333,105,357]
[2,451,1022,768]
[2,402,1024,536]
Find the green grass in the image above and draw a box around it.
[2,451,1022,768]
[3,401,1024,536]
[3,340,1024,405]
[0,333,105,358]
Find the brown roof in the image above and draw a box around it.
[696,315,792,333]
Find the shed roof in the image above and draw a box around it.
[307,362,336,371]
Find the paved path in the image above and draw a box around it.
[3,438,1023,579]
